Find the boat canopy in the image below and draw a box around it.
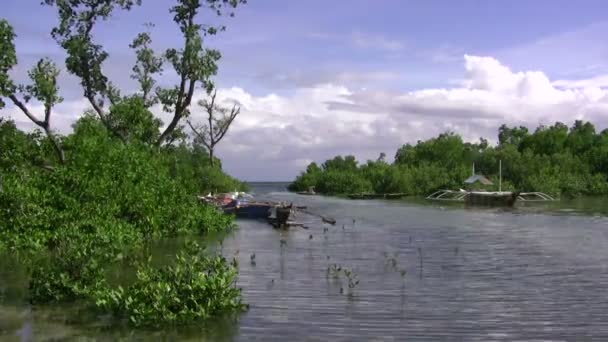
[464,174,493,185]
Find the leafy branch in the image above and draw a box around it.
[0,21,65,164]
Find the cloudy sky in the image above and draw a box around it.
[2,0,608,181]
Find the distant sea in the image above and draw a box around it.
[245,181,290,195]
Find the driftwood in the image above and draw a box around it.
[296,208,336,225]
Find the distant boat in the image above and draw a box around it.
[297,186,316,195]
[464,191,520,207]
[426,160,554,206]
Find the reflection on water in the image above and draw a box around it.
[2,182,608,341]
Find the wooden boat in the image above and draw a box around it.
[222,198,272,219]
[464,191,520,207]
[274,205,292,226]
[426,161,555,207]
[347,193,384,200]
[347,193,406,200]
[384,193,407,199]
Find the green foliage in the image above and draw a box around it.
[0,0,250,328]
[291,121,608,198]
[0,113,245,326]
[21,58,63,107]
[315,170,373,195]
[95,241,246,327]
[107,96,162,144]
[129,27,163,107]
[0,19,17,108]
[162,142,248,194]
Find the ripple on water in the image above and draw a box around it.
[3,186,608,340]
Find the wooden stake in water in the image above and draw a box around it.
[499,159,502,192]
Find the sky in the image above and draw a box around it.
[2,0,608,181]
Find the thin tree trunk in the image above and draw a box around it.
[209,148,214,167]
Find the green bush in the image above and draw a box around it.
[0,117,245,326]
[95,241,246,327]
[315,170,373,195]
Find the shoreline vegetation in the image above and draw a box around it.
[289,121,608,199]
[0,0,250,328]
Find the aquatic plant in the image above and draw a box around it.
[326,264,360,296]
[95,241,247,327]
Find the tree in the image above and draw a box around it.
[107,96,162,144]
[155,0,247,145]
[0,20,65,163]
[186,90,240,166]
[498,124,529,147]
[322,155,358,172]
[41,0,246,144]
[566,120,597,156]
[129,24,164,108]
[41,0,143,140]
[376,152,386,163]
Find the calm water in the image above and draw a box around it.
[2,182,608,341]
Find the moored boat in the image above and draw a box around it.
[222,198,272,219]
[464,191,520,207]
[426,160,555,207]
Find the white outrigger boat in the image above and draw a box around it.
[426,161,555,207]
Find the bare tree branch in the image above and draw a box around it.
[9,94,65,164]
[187,90,240,166]
[8,95,44,126]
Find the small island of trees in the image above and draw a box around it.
[289,121,608,198]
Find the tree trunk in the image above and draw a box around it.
[209,147,215,167]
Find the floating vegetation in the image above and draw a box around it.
[326,263,359,296]
[384,251,400,271]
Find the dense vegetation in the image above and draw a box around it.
[0,113,247,325]
[289,121,608,198]
[0,0,250,328]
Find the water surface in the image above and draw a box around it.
[2,182,608,341]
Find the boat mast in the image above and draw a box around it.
[499,159,502,192]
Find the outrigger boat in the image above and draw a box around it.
[426,161,555,207]
[199,191,294,221]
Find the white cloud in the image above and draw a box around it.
[3,55,608,180]
[553,74,608,90]
[350,31,405,52]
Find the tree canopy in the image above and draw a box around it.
[290,121,608,198]
[0,0,249,327]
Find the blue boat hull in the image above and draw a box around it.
[223,204,272,219]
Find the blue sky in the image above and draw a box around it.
[2,0,608,180]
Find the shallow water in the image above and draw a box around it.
[3,183,608,341]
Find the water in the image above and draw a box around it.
[3,182,608,341]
